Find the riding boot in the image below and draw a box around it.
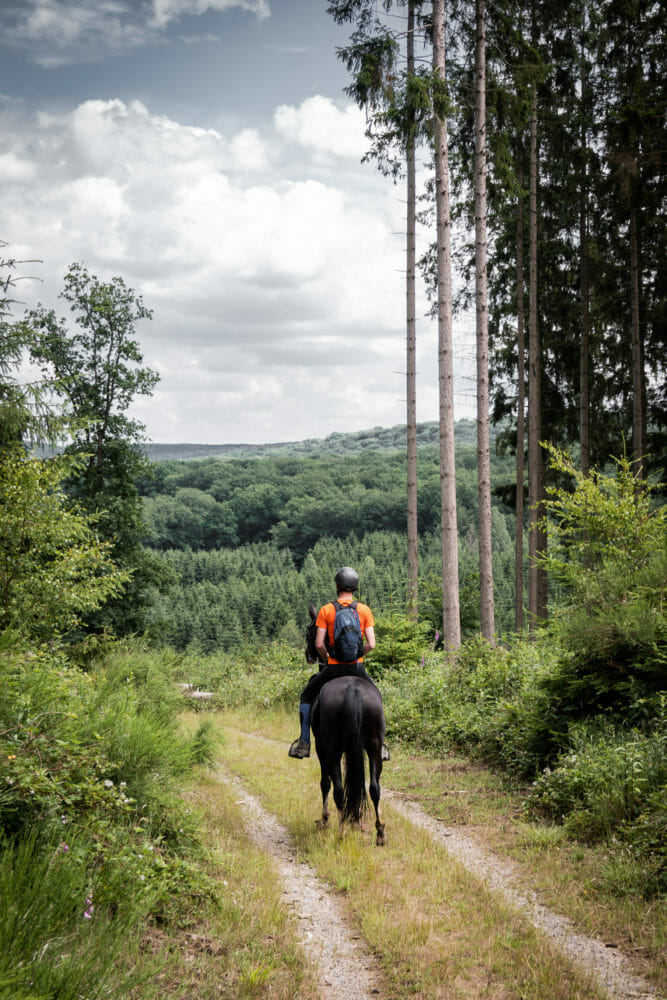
[288,703,312,758]
[299,702,311,742]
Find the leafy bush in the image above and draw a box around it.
[0,450,129,641]
[176,640,311,711]
[525,707,667,893]
[378,636,546,764]
[538,448,667,718]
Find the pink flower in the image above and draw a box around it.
[83,896,94,919]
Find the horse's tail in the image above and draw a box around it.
[342,683,367,823]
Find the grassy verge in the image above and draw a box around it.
[223,705,666,997]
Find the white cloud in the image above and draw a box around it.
[15,1,150,58]
[8,0,270,61]
[1,95,422,442]
[275,96,367,159]
[150,0,270,30]
[0,152,37,183]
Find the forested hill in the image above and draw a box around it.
[143,419,487,462]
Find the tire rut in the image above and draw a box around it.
[215,767,383,1000]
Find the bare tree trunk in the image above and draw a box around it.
[515,171,526,632]
[406,0,419,621]
[433,0,461,649]
[474,0,495,641]
[579,18,591,477]
[629,207,646,479]
[527,79,547,627]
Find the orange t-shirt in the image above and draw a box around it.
[316,597,375,664]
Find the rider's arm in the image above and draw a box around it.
[362,625,375,657]
[315,626,329,662]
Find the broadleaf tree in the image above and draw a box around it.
[24,264,163,635]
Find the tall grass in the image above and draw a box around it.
[0,635,218,992]
[0,830,149,1000]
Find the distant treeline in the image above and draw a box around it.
[141,419,485,463]
[138,428,519,651]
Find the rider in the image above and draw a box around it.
[288,566,383,760]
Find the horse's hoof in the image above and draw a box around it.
[316,818,329,830]
[376,825,386,846]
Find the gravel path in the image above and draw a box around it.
[216,768,382,1000]
[217,738,658,1000]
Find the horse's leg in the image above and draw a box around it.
[368,746,385,846]
[317,761,331,830]
[329,754,345,831]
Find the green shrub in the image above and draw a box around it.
[175,640,311,711]
[0,635,220,953]
[525,709,667,892]
[371,606,433,673]
[537,448,667,719]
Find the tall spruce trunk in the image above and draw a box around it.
[433,0,461,648]
[527,79,547,627]
[474,0,495,641]
[629,207,646,479]
[515,173,526,632]
[406,0,419,621]
[579,18,591,477]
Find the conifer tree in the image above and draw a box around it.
[474,0,495,640]
[433,0,461,647]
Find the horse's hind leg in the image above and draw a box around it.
[317,763,331,830]
[328,756,345,830]
[368,751,385,846]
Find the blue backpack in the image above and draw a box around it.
[331,600,364,663]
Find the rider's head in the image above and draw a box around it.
[334,566,359,595]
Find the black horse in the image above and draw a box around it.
[305,604,387,846]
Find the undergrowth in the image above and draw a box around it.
[0,634,218,999]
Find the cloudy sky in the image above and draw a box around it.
[1,0,476,444]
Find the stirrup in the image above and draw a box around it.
[288,738,311,759]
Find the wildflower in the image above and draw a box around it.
[83,897,94,919]
[103,779,114,788]
[7,754,16,761]
[59,842,69,853]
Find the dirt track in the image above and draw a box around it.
[216,740,657,1000]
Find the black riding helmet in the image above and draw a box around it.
[334,566,359,592]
